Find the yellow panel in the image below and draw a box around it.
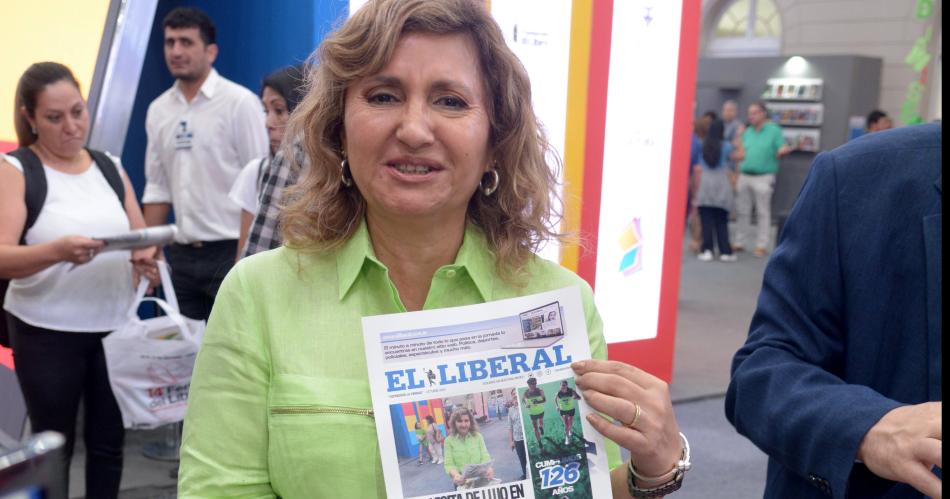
[559,0,593,271]
[0,0,112,147]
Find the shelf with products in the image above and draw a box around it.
[766,102,824,127]
[762,77,823,101]
[781,128,820,153]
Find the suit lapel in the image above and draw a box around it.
[922,177,941,400]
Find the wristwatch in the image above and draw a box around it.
[627,432,691,498]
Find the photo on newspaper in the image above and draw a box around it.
[363,286,612,499]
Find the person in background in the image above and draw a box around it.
[240,141,308,257]
[0,62,159,498]
[522,377,547,446]
[686,115,710,253]
[721,99,744,190]
[507,389,527,480]
[425,414,445,465]
[727,123,941,498]
[556,380,582,446]
[228,65,305,259]
[866,109,893,133]
[734,102,791,258]
[141,6,268,321]
[178,2,687,497]
[693,119,739,262]
[414,419,430,465]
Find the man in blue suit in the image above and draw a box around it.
[725,123,941,498]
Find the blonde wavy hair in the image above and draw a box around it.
[280,0,564,280]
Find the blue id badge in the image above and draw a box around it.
[174,120,194,149]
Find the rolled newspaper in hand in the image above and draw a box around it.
[95,225,178,251]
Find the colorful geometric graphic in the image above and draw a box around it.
[618,217,643,276]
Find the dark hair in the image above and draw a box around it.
[701,119,725,168]
[866,109,888,129]
[527,377,537,385]
[425,415,435,423]
[702,110,718,121]
[14,62,81,146]
[749,101,768,115]
[261,65,306,113]
[163,7,216,45]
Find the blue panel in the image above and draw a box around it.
[120,0,348,200]
[391,404,412,458]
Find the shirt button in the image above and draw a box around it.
[444,269,457,278]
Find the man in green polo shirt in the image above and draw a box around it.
[736,102,792,257]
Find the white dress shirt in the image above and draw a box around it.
[142,68,268,243]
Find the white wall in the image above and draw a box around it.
[702,0,943,125]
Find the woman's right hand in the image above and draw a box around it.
[55,236,105,265]
[451,472,465,485]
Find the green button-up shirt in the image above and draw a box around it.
[443,432,491,475]
[741,121,785,174]
[179,219,620,498]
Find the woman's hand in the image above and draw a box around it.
[55,236,105,265]
[572,359,682,479]
[451,471,465,485]
[131,246,161,293]
[484,466,494,480]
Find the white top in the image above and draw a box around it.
[2,152,135,332]
[227,156,268,216]
[142,68,268,243]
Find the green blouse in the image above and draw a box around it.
[443,432,491,475]
[178,220,621,498]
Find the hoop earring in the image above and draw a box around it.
[480,168,499,196]
[340,158,354,187]
[31,125,36,135]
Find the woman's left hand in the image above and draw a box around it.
[131,246,161,293]
[572,359,682,479]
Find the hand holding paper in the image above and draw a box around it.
[572,359,683,480]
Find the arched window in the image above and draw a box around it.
[707,0,782,57]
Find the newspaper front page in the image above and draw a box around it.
[363,286,612,499]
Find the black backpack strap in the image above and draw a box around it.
[86,148,126,206]
[6,147,47,246]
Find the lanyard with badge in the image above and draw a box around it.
[175,120,194,149]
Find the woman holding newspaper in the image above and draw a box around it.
[179,1,688,497]
[443,408,497,489]
[0,62,159,498]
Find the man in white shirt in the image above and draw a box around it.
[142,6,267,321]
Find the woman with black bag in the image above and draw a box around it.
[0,62,159,498]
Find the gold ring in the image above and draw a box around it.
[624,403,642,429]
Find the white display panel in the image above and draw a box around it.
[489,0,572,263]
[596,1,683,344]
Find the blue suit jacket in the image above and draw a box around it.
[725,123,942,498]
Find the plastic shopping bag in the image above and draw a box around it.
[102,262,205,429]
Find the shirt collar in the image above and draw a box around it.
[174,67,220,101]
[336,218,496,302]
